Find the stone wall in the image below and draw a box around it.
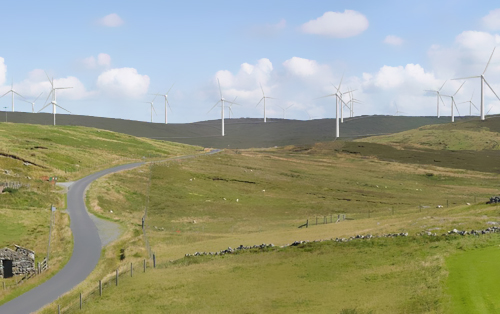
[0,245,35,278]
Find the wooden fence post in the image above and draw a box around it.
[306,219,308,228]
[131,263,133,277]
[79,293,82,309]
[58,304,60,314]
[143,259,146,273]
[116,269,118,286]
[99,280,102,297]
[153,253,156,268]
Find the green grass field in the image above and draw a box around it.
[51,134,500,313]
[0,122,200,305]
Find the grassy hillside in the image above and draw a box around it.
[360,115,500,151]
[0,122,200,305]
[0,110,477,148]
[44,140,500,313]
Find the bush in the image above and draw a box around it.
[2,187,18,194]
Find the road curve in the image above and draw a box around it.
[0,162,144,314]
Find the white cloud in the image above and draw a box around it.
[301,10,369,38]
[97,53,111,67]
[283,57,323,77]
[82,56,96,69]
[97,67,150,98]
[97,13,124,27]
[81,53,111,69]
[482,8,500,31]
[384,35,403,46]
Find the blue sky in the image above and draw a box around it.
[1,0,500,123]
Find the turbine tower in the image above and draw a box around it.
[143,95,158,123]
[317,75,348,138]
[424,80,447,118]
[38,74,72,126]
[458,91,479,116]
[152,83,174,124]
[256,83,275,123]
[452,48,500,120]
[209,78,238,136]
[20,92,43,113]
[0,79,25,112]
[440,81,465,123]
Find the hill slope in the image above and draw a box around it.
[360,115,500,150]
[0,111,478,148]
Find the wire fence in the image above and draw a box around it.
[60,258,155,313]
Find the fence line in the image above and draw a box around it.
[60,258,155,313]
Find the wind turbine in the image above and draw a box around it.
[276,104,293,119]
[347,90,362,117]
[152,83,174,124]
[424,80,447,118]
[338,87,357,121]
[20,92,43,113]
[317,75,348,138]
[452,47,500,120]
[394,103,406,116]
[143,95,158,123]
[458,91,479,116]
[38,74,72,126]
[0,79,25,112]
[440,81,465,122]
[256,83,275,123]
[209,78,238,136]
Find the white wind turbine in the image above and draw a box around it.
[347,90,362,117]
[394,103,406,116]
[440,81,465,123]
[317,75,348,138]
[209,78,238,136]
[276,104,293,119]
[143,95,158,123]
[452,47,500,120]
[458,91,479,116]
[20,92,43,113]
[152,83,174,124]
[0,79,25,112]
[256,83,275,123]
[424,80,447,118]
[338,87,357,121]
[38,74,72,126]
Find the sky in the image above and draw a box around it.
[2,0,500,123]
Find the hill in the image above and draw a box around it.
[360,115,500,151]
[0,111,478,149]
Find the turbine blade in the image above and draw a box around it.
[151,94,158,103]
[56,104,71,113]
[34,92,43,103]
[484,47,496,75]
[438,80,447,92]
[424,90,438,93]
[153,106,157,115]
[266,96,277,99]
[37,103,51,112]
[19,99,31,104]
[13,91,25,98]
[256,97,264,107]
[315,94,336,100]
[471,102,479,111]
[439,95,447,106]
[286,105,293,109]
[167,83,175,94]
[0,91,10,98]
[208,101,220,113]
[483,78,500,102]
[453,81,466,96]
[167,99,173,112]
[337,73,344,93]
[470,90,474,101]
[260,83,265,97]
[42,91,53,107]
[454,102,461,117]
[217,78,222,99]
[452,76,480,80]
[487,106,494,115]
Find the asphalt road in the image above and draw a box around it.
[0,162,143,314]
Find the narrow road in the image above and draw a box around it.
[0,162,144,314]
[0,149,221,314]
